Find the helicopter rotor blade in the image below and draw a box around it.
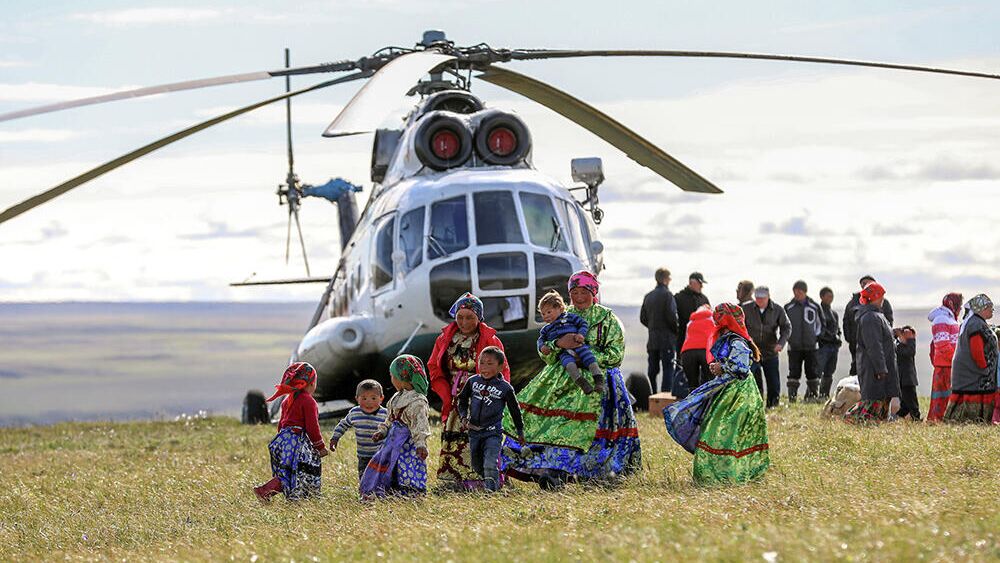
[322,51,456,137]
[0,61,361,124]
[507,49,1000,82]
[0,71,371,227]
[293,207,311,277]
[476,65,722,194]
[285,48,295,174]
[284,208,293,265]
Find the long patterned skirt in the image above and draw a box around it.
[693,376,770,485]
[843,399,890,424]
[943,392,996,424]
[360,421,427,498]
[436,371,490,490]
[500,367,641,481]
[268,427,322,500]
[927,366,952,422]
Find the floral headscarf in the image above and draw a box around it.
[859,282,886,305]
[448,292,484,321]
[568,270,600,302]
[266,362,317,403]
[390,354,429,396]
[968,294,993,315]
[712,303,761,362]
[942,292,964,319]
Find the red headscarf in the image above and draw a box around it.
[942,292,963,319]
[712,303,762,362]
[859,282,886,305]
[266,362,317,403]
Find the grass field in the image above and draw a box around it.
[1,404,998,562]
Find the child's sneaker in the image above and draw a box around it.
[588,363,605,395]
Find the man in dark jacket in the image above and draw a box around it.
[784,280,822,403]
[817,287,842,399]
[844,274,894,375]
[640,267,679,393]
[675,272,710,355]
[742,286,791,408]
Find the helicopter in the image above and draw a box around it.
[4,30,1000,417]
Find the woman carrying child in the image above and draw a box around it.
[253,362,329,502]
[428,292,510,491]
[502,271,641,488]
[664,303,769,485]
[360,354,432,498]
[944,294,998,424]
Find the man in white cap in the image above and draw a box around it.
[741,286,791,408]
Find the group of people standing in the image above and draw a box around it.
[641,269,1000,425]
[254,270,771,501]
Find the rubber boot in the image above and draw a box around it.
[589,363,605,395]
[819,375,833,399]
[787,380,800,403]
[804,378,820,403]
[253,477,283,503]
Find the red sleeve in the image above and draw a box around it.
[428,330,453,421]
[970,333,987,369]
[301,396,325,450]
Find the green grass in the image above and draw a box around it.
[1,405,998,561]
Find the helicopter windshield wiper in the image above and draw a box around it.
[427,234,450,258]
[549,216,564,252]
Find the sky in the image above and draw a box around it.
[2,0,1000,309]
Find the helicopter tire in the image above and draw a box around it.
[475,113,531,166]
[625,371,652,411]
[414,114,473,171]
[241,389,270,425]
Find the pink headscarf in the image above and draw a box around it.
[568,270,600,302]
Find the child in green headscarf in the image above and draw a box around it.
[360,355,431,498]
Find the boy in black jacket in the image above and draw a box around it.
[458,346,525,491]
[894,326,920,420]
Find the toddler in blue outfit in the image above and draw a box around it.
[537,291,604,394]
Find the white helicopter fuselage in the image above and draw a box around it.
[295,158,604,400]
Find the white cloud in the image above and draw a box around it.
[0,128,83,143]
[71,8,226,26]
[0,60,30,68]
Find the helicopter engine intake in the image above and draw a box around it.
[413,113,473,170]
[475,111,531,166]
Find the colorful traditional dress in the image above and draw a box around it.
[429,293,510,491]
[945,297,998,424]
[360,356,432,498]
[927,295,962,421]
[666,329,769,485]
[501,301,641,481]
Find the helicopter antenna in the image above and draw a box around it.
[279,47,311,276]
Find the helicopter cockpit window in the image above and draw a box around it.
[398,207,425,273]
[430,257,472,321]
[428,196,469,259]
[372,215,395,290]
[478,252,528,290]
[534,253,574,322]
[474,191,523,245]
[560,200,589,263]
[519,192,569,252]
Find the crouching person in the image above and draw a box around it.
[457,347,525,491]
[254,362,329,502]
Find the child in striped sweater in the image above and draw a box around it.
[330,379,388,478]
